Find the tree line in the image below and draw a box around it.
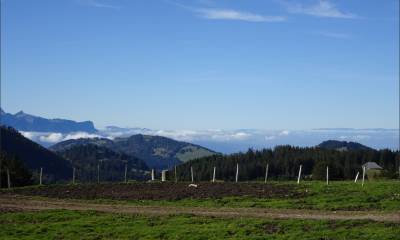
[170,146,400,182]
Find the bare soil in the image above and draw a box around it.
[3,182,300,200]
[0,195,399,222]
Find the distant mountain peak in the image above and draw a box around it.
[0,109,97,133]
[15,110,29,117]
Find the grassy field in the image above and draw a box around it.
[0,210,399,240]
[75,181,400,211]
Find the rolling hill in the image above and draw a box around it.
[50,134,217,170]
[0,126,73,182]
[56,144,149,181]
[317,140,373,151]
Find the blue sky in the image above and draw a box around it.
[1,0,399,130]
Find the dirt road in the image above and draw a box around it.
[1,195,399,222]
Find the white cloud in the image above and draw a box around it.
[316,31,351,39]
[78,0,120,9]
[196,8,286,22]
[17,128,398,152]
[20,131,37,140]
[353,135,371,140]
[232,132,251,140]
[64,132,105,140]
[265,135,276,141]
[279,130,290,136]
[285,0,357,19]
[39,133,64,143]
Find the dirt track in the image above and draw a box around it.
[1,195,399,223]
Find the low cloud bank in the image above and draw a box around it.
[20,127,399,153]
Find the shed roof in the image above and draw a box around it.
[362,162,383,170]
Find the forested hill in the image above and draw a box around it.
[50,134,216,170]
[0,126,72,182]
[172,145,399,182]
[56,144,149,181]
[318,140,373,151]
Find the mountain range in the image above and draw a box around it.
[0,109,97,133]
[50,135,216,170]
[1,109,397,154]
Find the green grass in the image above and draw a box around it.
[83,181,400,211]
[0,210,399,240]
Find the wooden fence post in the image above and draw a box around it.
[39,167,43,185]
[326,166,329,186]
[7,168,10,189]
[264,164,269,183]
[124,163,128,183]
[72,167,76,185]
[0,160,2,188]
[191,167,194,183]
[174,165,177,183]
[362,166,366,187]
[97,164,100,184]
[235,163,239,183]
[212,166,216,183]
[354,171,359,183]
[297,165,302,184]
[161,170,166,182]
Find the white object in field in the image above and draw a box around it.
[72,168,76,185]
[175,165,177,183]
[7,168,10,189]
[188,184,197,188]
[191,166,194,183]
[297,165,302,184]
[124,164,128,183]
[151,169,155,181]
[39,167,43,185]
[212,166,216,183]
[97,164,100,183]
[264,164,269,183]
[354,171,359,183]
[326,166,329,186]
[362,166,366,187]
[235,163,239,183]
[161,170,167,182]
